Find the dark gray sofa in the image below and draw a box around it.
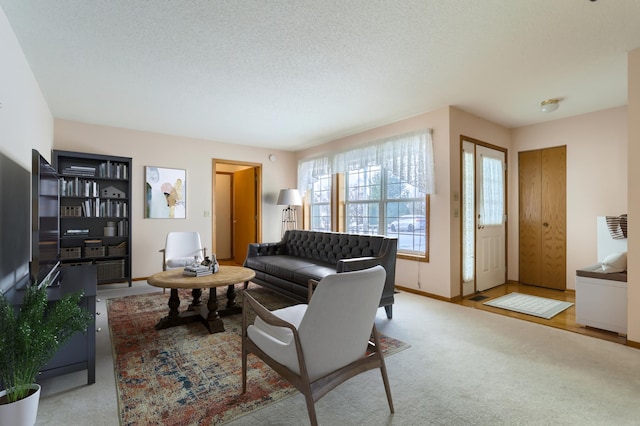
[243,230,397,318]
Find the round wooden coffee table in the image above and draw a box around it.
[147,265,255,333]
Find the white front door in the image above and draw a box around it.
[475,145,506,291]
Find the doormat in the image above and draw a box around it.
[483,292,573,319]
[468,295,489,302]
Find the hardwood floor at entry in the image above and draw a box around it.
[456,281,627,346]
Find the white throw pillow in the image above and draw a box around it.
[601,252,627,273]
[166,257,198,268]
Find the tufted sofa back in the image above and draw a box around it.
[282,230,387,265]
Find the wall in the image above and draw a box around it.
[627,48,639,345]
[297,106,512,299]
[511,106,628,289]
[297,107,452,297]
[54,119,299,279]
[0,7,53,167]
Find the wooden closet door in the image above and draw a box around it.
[519,150,542,286]
[518,147,566,289]
[540,146,566,289]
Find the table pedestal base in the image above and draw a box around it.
[155,285,240,334]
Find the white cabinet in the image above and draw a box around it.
[575,272,627,335]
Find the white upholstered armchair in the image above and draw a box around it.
[160,231,206,271]
[241,265,394,426]
[159,232,206,293]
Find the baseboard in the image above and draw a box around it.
[395,285,455,302]
[626,339,640,349]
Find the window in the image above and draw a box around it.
[479,156,504,226]
[344,166,428,256]
[383,170,428,256]
[345,166,381,234]
[309,174,332,231]
[299,128,434,258]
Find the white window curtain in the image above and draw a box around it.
[479,156,504,226]
[462,150,475,282]
[298,129,435,196]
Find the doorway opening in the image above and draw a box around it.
[460,137,508,298]
[213,159,262,265]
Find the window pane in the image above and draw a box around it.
[345,167,381,234]
[480,156,504,226]
[346,202,379,234]
[462,150,475,282]
[385,170,427,255]
[346,167,381,201]
[309,174,331,231]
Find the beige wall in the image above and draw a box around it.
[297,107,452,296]
[297,106,512,298]
[627,48,639,345]
[0,8,53,167]
[54,119,299,279]
[299,105,629,301]
[511,106,628,289]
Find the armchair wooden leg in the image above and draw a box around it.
[241,296,249,394]
[302,388,319,426]
[372,326,394,413]
[241,342,247,393]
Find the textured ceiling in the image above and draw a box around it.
[2,0,640,151]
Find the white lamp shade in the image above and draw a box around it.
[277,189,302,206]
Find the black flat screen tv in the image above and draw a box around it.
[31,149,61,287]
[0,152,32,295]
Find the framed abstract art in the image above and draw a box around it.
[144,166,186,219]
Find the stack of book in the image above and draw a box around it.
[183,265,212,277]
[63,165,96,177]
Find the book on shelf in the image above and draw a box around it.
[99,161,128,179]
[63,165,96,177]
[65,229,89,236]
[84,239,102,247]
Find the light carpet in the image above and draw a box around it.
[483,292,573,319]
[107,285,409,425]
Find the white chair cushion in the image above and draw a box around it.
[166,257,199,268]
[248,304,308,373]
[601,252,627,273]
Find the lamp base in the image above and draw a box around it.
[281,206,297,236]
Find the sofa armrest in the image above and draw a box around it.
[336,256,380,272]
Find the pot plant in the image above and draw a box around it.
[0,281,93,425]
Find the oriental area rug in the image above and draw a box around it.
[483,292,573,319]
[107,284,409,425]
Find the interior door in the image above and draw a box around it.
[518,150,542,285]
[518,146,566,290]
[540,146,566,289]
[214,173,232,259]
[232,167,257,263]
[475,145,506,291]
